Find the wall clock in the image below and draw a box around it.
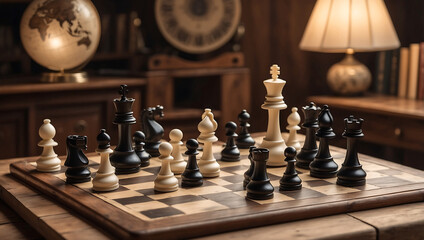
[154,0,242,55]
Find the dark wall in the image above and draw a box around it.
[240,0,424,133]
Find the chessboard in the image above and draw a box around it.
[9,136,424,240]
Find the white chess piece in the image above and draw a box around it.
[93,129,119,192]
[169,129,186,174]
[154,142,179,192]
[197,108,220,177]
[285,107,301,151]
[259,64,287,166]
[36,119,61,172]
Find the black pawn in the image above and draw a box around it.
[243,146,256,189]
[236,110,255,149]
[309,105,338,178]
[296,102,321,169]
[280,147,302,191]
[133,131,151,167]
[221,121,241,162]
[181,139,203,187]
[337,116,367,187]
[64,135,91,184]
[246,148,274,200]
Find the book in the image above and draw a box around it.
[115,13,127,53]
[389,48,400,96]
[374,51,386,94]
[417,42,424,100]
[407,43,420,99]
[398,47,409,98]
[99,14,112,53]
[374,50,392,94]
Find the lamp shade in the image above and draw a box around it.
[300,0,400,53]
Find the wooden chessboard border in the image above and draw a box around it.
[9,145,424,240]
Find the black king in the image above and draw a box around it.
[110,85,141,174]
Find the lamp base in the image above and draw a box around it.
[327,53,371,96]
[41,72,88,83]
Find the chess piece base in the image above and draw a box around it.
[295,148,318,169]
[309,156,339,178]
[66,167,91,184]
[246,180,274,200]
[110,151,141,174]
[337,178,366,187]
[259,139,286,167]
[140,161,150,167]
[279,183,302,191]
[337,165,367,187]
[236,137,255,149]
[154,185,178,192]
[36,156,61,172]
[181,180,203,188]
[93,183,119,192]
[221,154,240,162]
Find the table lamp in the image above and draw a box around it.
[299,0,400,95]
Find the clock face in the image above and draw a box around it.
[155,0,241,54]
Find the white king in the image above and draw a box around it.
[259,64,287,166]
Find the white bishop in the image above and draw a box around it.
[197,108,220,177]
[285,107,301,151]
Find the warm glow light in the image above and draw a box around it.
[49,38,63,49]
[299,0,400,53]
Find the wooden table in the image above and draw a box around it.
[2,136,424,239]
[309,95,424,169]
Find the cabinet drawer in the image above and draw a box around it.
[0,110,27,159]
[330,108,424,152]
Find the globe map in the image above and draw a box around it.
[20,0,100,72]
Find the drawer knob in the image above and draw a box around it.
[394,127,402,138]
[74,120,88,133]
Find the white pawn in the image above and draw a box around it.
[285,107,301,151]
[169,129,186,174]
[197,108,220,177]
[154,142,179,192]
[93,129,119,192]
[36,119,61,172]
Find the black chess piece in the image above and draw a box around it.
[64,135,91,184]
[133,131,151,167]
[236,110,255,149]
[141,105,164,157]
[221,121,241,162]
[280,147,302,191]
[97,129,110,150]
[309,105,339,178]
[181,139,203,187]
[246,148,274,200]
[337,116,367,187]
[110,85,141,174]
[243,146,256,189]
[296,102,321,169]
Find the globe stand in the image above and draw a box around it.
[41,72,88,83]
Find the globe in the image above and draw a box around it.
[20,0,101,72]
